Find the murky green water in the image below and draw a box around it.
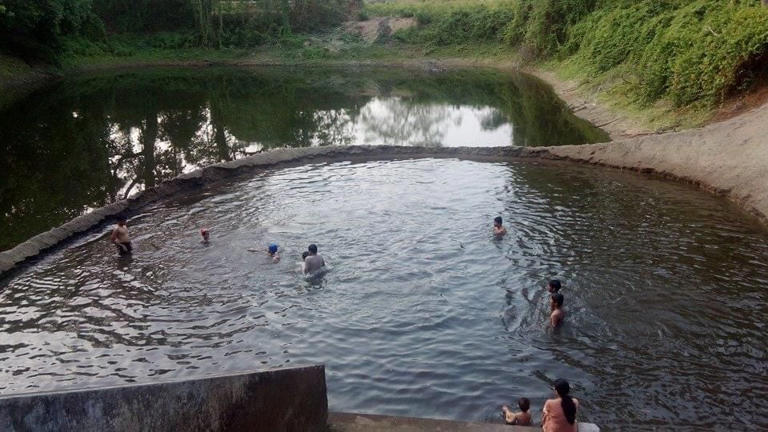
[0,67,606,251]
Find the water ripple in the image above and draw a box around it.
[1,159,767,430]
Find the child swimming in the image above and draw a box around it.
[268,243,280,263]
[303,244,325,274]
[502,397,532,426]
[111,217,132,255]
[550,293,565,328]
[493,216,507,236]
[546,279,561,293]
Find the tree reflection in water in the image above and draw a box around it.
[0,67,607,250]
[359,98,457,147]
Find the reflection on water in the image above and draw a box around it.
[1,159,766,430]
[0,67,607,250]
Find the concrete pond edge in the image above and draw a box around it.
[2,132,768,278]
[0,365,328,431]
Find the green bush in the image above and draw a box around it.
[370,0,768,107]
[0,0,104,62]
[370,1,515,46]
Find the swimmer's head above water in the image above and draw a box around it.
[308,244,318,255]
[547,279,561,293]
[268,243,279,255]
[493,216,507,236]
[200,228,210,242]
[518,397,530,413]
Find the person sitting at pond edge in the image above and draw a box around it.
[493,216,507,237]
[542,379,579,432]
[502,397,531,426]
[200,227,210,244]
[547,279,562,293]
[303,244,325,274]
[110,217,132,255]
[550,293,565,328]
[268,243,280,263]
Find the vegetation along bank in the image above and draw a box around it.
[2,0,768,129]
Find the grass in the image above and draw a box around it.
[0,54,39,83]
[363,0,768,129]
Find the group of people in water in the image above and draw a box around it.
[495,217,577,429]
[112,217,325,275]
[111,215,578,429]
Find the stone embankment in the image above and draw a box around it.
[0,366,328,431]
[329,413,600,432]
[0,365,600,431]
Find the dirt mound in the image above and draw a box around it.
[343,17,417,44]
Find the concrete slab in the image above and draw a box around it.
[0,366,327,432]
[329,412,600,432]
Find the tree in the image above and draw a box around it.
[0,0,101,61]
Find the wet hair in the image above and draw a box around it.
[553,379,576,425]
[518,397,530,412]
[551,293,564,308]
[494,216,502,225]
[301,251,309,260]
[548,279,561,292]
[308,244,318,254]
[117,217,127,225]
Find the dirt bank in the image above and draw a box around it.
[537,101,768,224]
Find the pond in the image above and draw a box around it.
[0,67,607,251]
[1,158,766,431]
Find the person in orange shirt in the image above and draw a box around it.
[542,379,579,432]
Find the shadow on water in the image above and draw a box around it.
[0,67,607,251]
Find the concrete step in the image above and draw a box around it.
[329,412,600,432]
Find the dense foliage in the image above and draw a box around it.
[0,0,358,60]
[369,0,768,107]
[0,0,103,61]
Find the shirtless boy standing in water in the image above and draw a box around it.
[493,216,507,236]
[110,217,132,255]
[550,293,565,327]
